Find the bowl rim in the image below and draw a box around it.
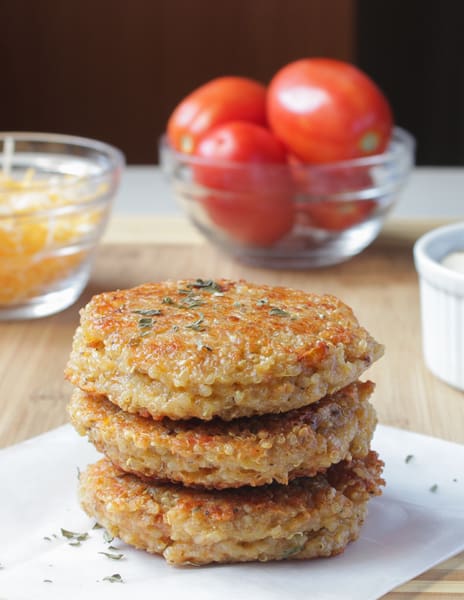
[413,221,464,294]
[160,126,415,171]
[0,131,125,220]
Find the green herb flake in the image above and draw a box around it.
[43,579,53,583]
[103,530,114,544]
[269,307,291,318]
[180,296,204,309]
[99,551,124,560]
[138,317,153,327]
[69,541,81,547]
[137,316,154,336]
[60,529,89,542]
[186,314,205,331]
[76,466,81,480]
[107,545,119,551]
[405,454,414,464]
[103,573,124,583]
[162,297,175,305]
[92,522,103,530]
[132,309,162,316]
[43,536,52,541]
[429,484,438,493]
[190,279,223,293]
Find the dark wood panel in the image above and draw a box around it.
[1,0,355,163]
[356,0,464,165]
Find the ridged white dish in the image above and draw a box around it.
[414,222,464,390]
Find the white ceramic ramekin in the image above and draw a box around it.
[414,222,464,390]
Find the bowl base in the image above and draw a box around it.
[195,218,384,270]
[233,251,355,269]
[0,266,91,320]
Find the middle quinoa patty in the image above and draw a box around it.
[69,380,376,489]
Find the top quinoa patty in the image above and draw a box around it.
[66,279,383,420]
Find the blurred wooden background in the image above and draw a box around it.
[1,0,463,165]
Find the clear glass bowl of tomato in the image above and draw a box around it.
[160,127,414,269]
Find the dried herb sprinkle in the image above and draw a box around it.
[103,530,114,544]
[269,307,291,318]
[60,529,89,542]
[103,573,124,583]
[99,551,124,560]
[186,314,205,331]
[189,279,223,292]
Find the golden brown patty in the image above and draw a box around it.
[66,279,383,420]
[69,381,377,489]
[79,452,384,566]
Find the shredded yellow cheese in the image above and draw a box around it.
[0,170,108,305]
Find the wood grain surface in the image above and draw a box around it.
[1,226,463,597]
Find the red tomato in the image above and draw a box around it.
[294,166,377,231]
[194,122,295,246]
[194,121,289,191]
[267,58,393,164]
[167,77,267,154]
[302,199,376,231]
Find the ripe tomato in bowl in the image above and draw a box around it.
[193,122,295,246]
[291,161,377,231]
[167,77,267,155]
[267,58,393,164]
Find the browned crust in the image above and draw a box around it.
[66,279,383,420]
[69,381,377,488]
[79,452,384,565]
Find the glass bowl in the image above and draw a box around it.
[0,132,124,319]
[161,127,415,269]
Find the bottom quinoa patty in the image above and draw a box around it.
[69,381,376,489]
[79,452,384,565]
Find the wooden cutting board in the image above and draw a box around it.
[1,228,463,598]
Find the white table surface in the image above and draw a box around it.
[115,166,464,219]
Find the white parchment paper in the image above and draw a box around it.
[1,424,463,600]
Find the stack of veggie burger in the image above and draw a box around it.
[66,278,385,565]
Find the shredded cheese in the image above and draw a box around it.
[0,170,108,305]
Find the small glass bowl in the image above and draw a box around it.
[0,132,124,320]
[161,127,415,269]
